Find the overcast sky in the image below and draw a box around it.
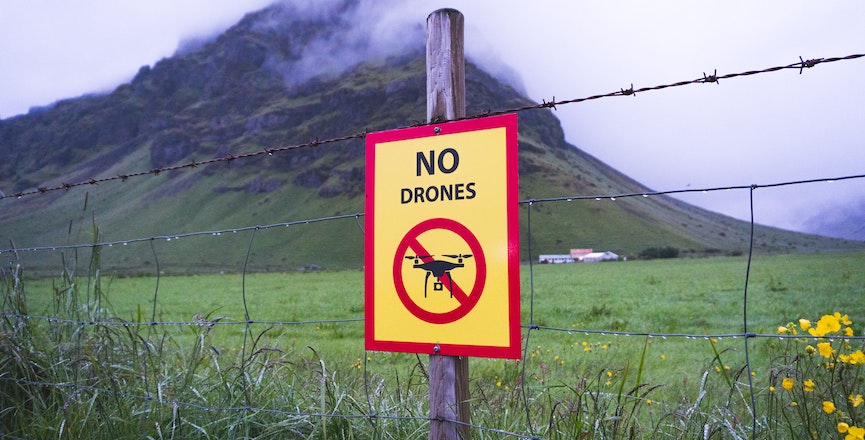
[1,1,863,235]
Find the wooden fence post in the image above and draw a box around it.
[426,8,470,440]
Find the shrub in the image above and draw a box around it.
[638,246,680,260]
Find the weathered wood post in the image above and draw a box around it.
[426,8,470,440]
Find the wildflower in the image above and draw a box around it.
[809,314,841,337]
[778,326,789,334]
[496,381,502,387]
[846,327,855,337]
[769,386,776,392]
[805,345,816,355]
[782,377,794,391]
[847,425,865,440]
[607,371,613,378]
[838,313,852,326]
[850,350,865,365]
[803,379,815,392]
[799,319,811,331]
[850,394,864,407]
[839,423,849,433]
[605,380,611,386]
[817,341,835,358]
[823,401,836,414]
[646,399,652,405]
[791,401,798,407]
[660,354,666,360]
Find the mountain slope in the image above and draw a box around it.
[1,2,861,275]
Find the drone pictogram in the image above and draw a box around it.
[405,253,473,298]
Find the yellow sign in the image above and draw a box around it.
[365,114,520,359]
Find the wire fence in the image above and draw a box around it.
[1,53,861,202]
[2,53,865,439]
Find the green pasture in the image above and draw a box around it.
[5,251,865,438]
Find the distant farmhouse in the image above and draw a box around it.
[538,248,620,264]
[537,254,575,264]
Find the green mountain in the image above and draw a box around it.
[1,2,860,275]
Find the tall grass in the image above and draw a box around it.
[2,251,864,438]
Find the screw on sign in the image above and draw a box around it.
[392,218,486,325]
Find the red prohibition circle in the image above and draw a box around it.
[392,218,486,324]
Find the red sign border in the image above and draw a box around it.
[364,113,520,359]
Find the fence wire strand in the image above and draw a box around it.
[1,53,862,202]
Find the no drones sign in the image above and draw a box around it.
[364,114,520,359]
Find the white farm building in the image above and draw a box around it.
[538,254,575,264]
[539,251,619,263]
[580,251,619,262]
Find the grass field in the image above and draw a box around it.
[4,251,865,438]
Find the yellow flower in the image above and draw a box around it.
[782,377,795,391]
[646,399,652,405]
[846,327,855,337]
[849,394,864,407]
[805,345,816,355]
[838,313,852,326]
[850,350,865,365]
[799,319,811,330]
[769,386,776,392]
[607,371,613,377]
[847,425,865,440]
[778,326,789,334]
[660,354,666,360]
[605,380,612,386]
[823,401,836,414]
[809,314,842,336]
[803,379,815,392]
[839,422,850,433]
[817,342,835,358]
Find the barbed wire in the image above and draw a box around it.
[1,52,861,202]
[481,54,865,116]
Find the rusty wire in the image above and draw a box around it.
[1,53,862,202]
